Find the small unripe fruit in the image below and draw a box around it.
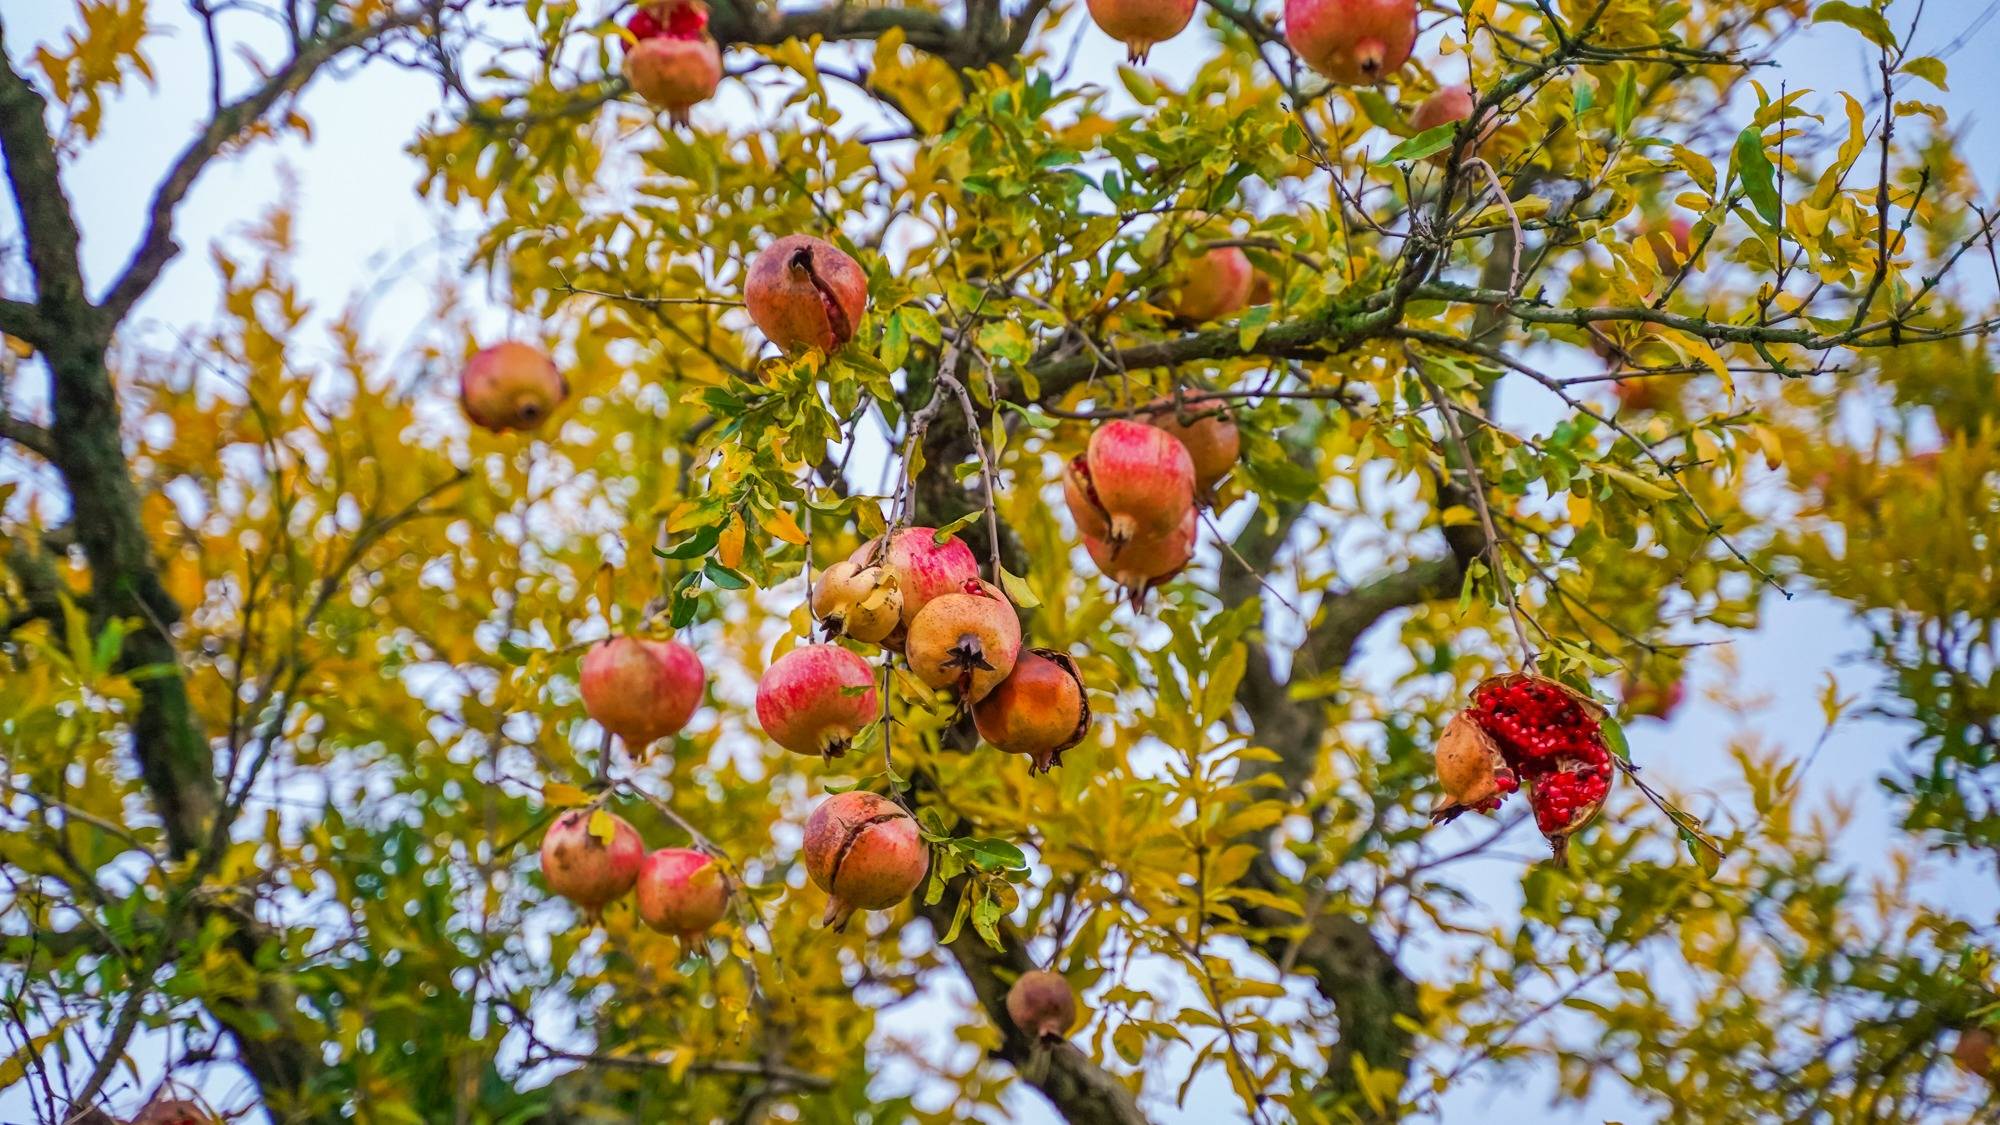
[1285,0,1417,86]
[1065,419,1196,549]
[540,808,646,920]
[1140,395,1239,499]
[1083,507,1196,609]
[973,648,1090,773]
[1172,246,1254,322]
[625,35,722,127]
[1007,969,1079,1043]
[745,235,869,355]
[1084,0,1198,62]
[756,643,878,758]
[802,790,928,931]
[906,580,1022,702]
[812,559,903,644]
[460,342,567,432]
[849,528,981,643]
[635,846,729,948]
[580,636,706,751]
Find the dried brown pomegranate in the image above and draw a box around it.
[1434,673,1615,864]
[1006,969,1078,1043]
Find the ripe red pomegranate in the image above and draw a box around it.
[802,790,929,931]
[579,635,705,750]
[1140,395,1239,499]
[745,235,869,355]
[1064,419,1196,549]
[635,846,729,948]
[756,643,878,758]
[132,1100,213,1125]
[1083,506,1196,609]
[1437,674,1615,864]
[1006,969,1078,1043]
[848,527,981,645]
[460,342,567,433]
[1285,0,1417,86]
[1955,1026,1999,1083]
[1084,0,1198,62]
[812,559,902,644]
[1172,246,1254,322]
[906,580,1021,701]
[972,648,1090,773]
[625,33,722,127]
[1621,673,1685,721]
[539,808,646,920]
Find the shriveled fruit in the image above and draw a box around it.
[635,846,729,949]
[1064,418,1196,549]
[624,28,722,127]
[1172,246,1254,322]
[1285,0,1417,86]
[460,342,567,433]
[1440,673,1615,864]
[1006,969,1078,1043]
[802,790,928,931]
[1084,0,1198,62]
[850,528,981,645]
[1140,395,1239,499]
[812,558,903,644]
[1083,507,1196,610]
[973,648,1090,773]
[1429,712,1517,821]
[745,235,868,354]
[906,580,1021,702]
[540,808,646,920]
[756,643,878,758]
[580,636,706,750]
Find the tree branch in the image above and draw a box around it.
[0,16,91,318]
[0,413,53,460]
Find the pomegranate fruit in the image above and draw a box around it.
[1006,969,1078,1043]
[802,790,929,931]
[1084,0,1198,62]
[579,635,706,750]
[812,558,903,644]
[756,643,878,758]
[1955,1026,1999,1083]
[973,648,1090,773]
[635,846,730,948]
[539,808,646,920]
[1064,418,1196,549]
[132,1101,213,1125]
[625,30,722,127]
[906,579,1022,702]
[1140,395,1239,499]
[1409,85,1497,163]
[849,527,981,644]
[1436,674,1615,864]
[1083,506,1196,609]
[1285,0,1418,86]
[1172,246,1254,322]
[460,342,567,433]
[745,234,869,355]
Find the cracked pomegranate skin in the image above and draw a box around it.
[635,846,729,942]
[755,642,878,757]
[460,341,566,432]
[1462,675,1615,856]
[973,648,1089,772]
[624,35,722,124]
[580,636,706,749]
[745,234,869,354]
[1068,419,1196,547]
[802,790,929,930]
[1284,0,1418,86]
[539,809,646,917]
[1085,0,1199,62]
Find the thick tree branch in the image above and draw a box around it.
[0,295,48,349]
[0,413,53,460]
[0,17,91,318]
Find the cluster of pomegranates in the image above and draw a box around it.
[1065,398,1238,607]
[540,804,730,945]
[1085,0,1417,87]
[1432,673,1618,863]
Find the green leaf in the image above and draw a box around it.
[1679,825,1725,877]
[933,510,982,544]
[656,524,720,561]
[1572,77,1595,118]
[1375,123,1457,165]
[1613,66,1637,135]
[1116,65,1161,104]
[1000,400,1058,429]
[998,564,1041,609]
[1732,126,1783,227]
[702,560,750,590]
[1812,1,1895,49]
[1901,56,1948,90]
[954,836,1028,871]
[1600,713,1631,762]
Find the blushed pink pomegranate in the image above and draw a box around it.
[1085,0,1198,62]
[1006,969,1078,1043]
[745,235,869,354]
[973,648,1090,773]
[579,635,706,751]
[1064,419,1196,549]
[811,559,902,644]
[849,527,981,645]
[1644,216,1695,277]
[1172,246,1254,322]
[1083,506,1197,609]
[802,791,929,931]
[1285,0,1417,86]
[906,579,1022,702]
[1140,395,1239,499]
[624,24,722,127]
[756,643,879,758]
[1409,85,1498,163]
[540,808,646,920]
[460,342,567,432]
[635,846,730,947]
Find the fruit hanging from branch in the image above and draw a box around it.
[459,341,567,433]
[579,635,706,752]
[1171,245,1254,323]
[802,791,929,932]
[1139,395,1239,501]
[635,846,730,950]
[1432,674,1615,865]
[845,527,980,648]
[1006,969,1078,1044]
[1064,418,1196,551]
[539,808,646,921]
[1284,0,1418,85]
[1408,84,1497,163]
[906,579,1022,703]
[1083,507,1197,610]
[622,1,721,127]
[1084,0,1199,63]
[972,648,1091,773]
[755,642,879,759]
[811,559,902,644]
[745,234,869,355]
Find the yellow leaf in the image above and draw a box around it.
[543,783,591,808]
[765,507,808,546]
[718,515,746,570]
[588,809,617,845]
